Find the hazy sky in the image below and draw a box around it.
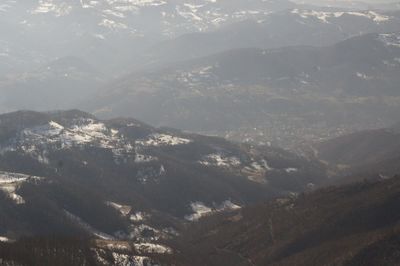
[293,0,397,3]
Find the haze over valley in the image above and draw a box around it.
[0,0,400,265]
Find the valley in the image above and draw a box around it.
[0,0,399,265]
[0,109,399,265]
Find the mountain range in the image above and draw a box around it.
[0,110,325,238]
[1,2,400,150]
[87,32,400,149]
[172,174,400,266]
[1,1,400,265]
[140,8,400,67]
[0,0,294,76]
[315,122,400,183]
[0,110,399,265]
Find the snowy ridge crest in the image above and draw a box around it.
[0,119,135,164]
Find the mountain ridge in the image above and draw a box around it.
[87,32,400,149]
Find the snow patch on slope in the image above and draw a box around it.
[130,211,149,222]
[0,171,44,204]
[379,33,400,48]
[185,200,241,221]
[285,167,298,173]
[0,119,135,164]
[64,210,114,240]
[356,72,374,80]
[31,0,73,16]
[134,243,172,254]
[106,201,132,217]
[291,9,390,23]
[0,236,11,242]
[136,133,191,147]
[199,153,241,167]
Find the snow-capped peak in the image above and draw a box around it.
[291,9,391,24]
